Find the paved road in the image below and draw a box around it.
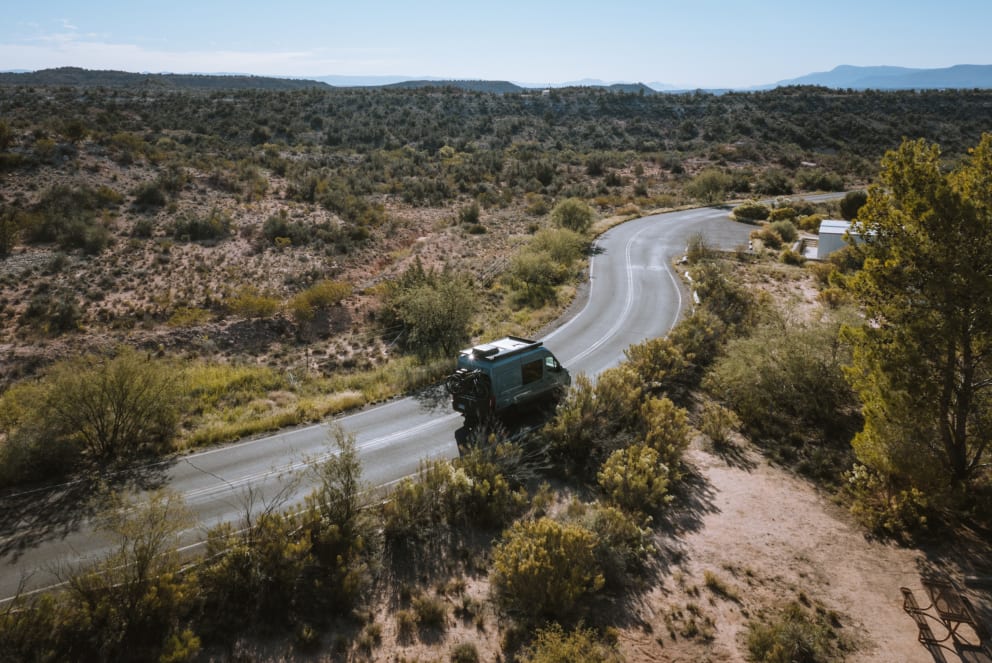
[0,205,754,602]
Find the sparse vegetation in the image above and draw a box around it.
[1,75,991,662]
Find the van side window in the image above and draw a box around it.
[521,359,543,385]
[545,356,559,371]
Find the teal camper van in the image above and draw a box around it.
[445,336,571,423]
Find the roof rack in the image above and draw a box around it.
[466,336,542,361]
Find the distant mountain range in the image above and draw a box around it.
[0,67,330,90]
[773,64,992,90]
[3,64,992,93]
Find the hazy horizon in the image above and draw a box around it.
[3,0,991,89]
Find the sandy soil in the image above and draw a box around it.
[353,432,989,663]
[627,438,934,662]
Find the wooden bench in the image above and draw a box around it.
[902,587,950,662]
[959,595,990,642]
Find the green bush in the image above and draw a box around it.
[598,443,671,514]
[780,248,805,265]
[839,190,868,220]
[132,180,168,210]
[491,518,604,622]
[795,168,845,192]
[769,219,798,243]
[689,261,756,332]
[686,168,734,203]
[699,401,741,445]
[550,197,595,233]
[411,594,448,630]
[226,286,280,319]
[755,168,793,195]
[0,349,181,471]
[458,201,481,225]
[520,623,623,663]
[173,208,232,242]
[451,642,479,663]
[768,207,796,221]
[746,602,846,663]
[579,504,654,591]
[846,464,930,538]
[288,279,352,324]
[704,319,859,481]
[543,368,642,480]
[733,201,771,222]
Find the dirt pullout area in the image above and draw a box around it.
[623,439,934,663]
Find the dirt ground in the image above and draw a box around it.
[627,437,936,663]
[343,434,988,663]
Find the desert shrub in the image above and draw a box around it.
[746,602,847,663]
[131,217,155,238]
[666,308,729,380]
[641,396,691,471]
[685,168,734,203]
[21,288,82,334]
[797,213,826,232]
[451,444,530,529]
[458,201,481,225]
[491,518,604,622]
[780,248,805,265]
[25,184,117,252]
[839,190,868,220]
[795,168,845,192]
[846,464,931,538]
[768,207,796,221]
[769,219,798,243]
[733,201,770,222]
[0,380,84,485]
[598,443,671,514]
[288,279,352,325]
[381,259,477,356]
[297,430,377,618]
[380,460,465,556]
[699,401,741,446]
[226,285,280,319]
[197,511,308,636]
[704,319,859,481]
[508,226,587,307]
[816,287,848,308]
[755,168,793,195]
[450,642,480,663]
[520,623,623,663]
[543,368,642,480]
[753,226,783,249]
[684,232,714,263]
[10,492,201,663]
[132,180,168,210]
[689,262,756,332]
[509,250,568,307]
[173,208,232,242]
[578,504,654,591]
[411,594,448,631]
[529,227,588,265]
[550,197,595,233]
[0,349,180,471]
[624,335,690,400]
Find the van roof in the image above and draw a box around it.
[459,336,542,361]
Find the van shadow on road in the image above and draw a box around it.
[0,460,172,562]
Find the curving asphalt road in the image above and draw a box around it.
[0,204,755,602]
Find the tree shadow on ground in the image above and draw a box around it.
[412,382,451,414]
[0,458,173,561]
[708,438,758,472]
[588,462,723,635]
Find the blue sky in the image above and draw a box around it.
[2,1,990,87]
